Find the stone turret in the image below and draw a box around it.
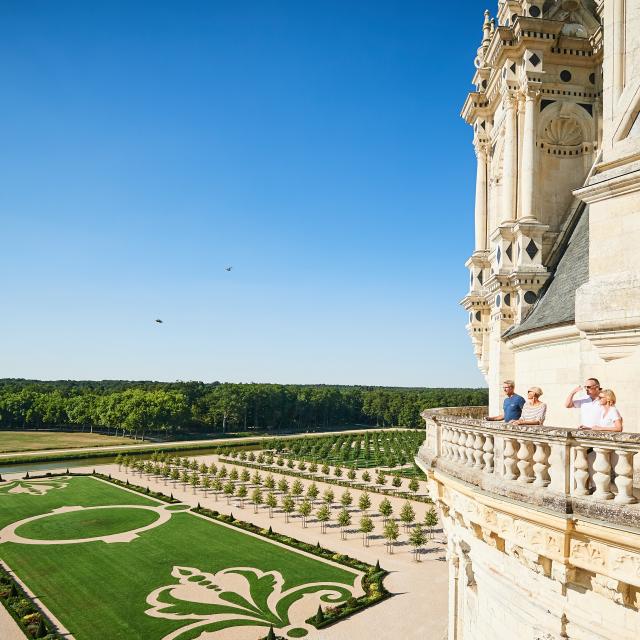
[461,1,602,413]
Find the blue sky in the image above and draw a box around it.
[0,1,487,387]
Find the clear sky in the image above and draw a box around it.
[0,0,488,387]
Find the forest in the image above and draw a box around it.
[0,379,488,438]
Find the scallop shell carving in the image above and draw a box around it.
[543,118,583,146]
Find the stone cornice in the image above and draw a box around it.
[505,322,580,350]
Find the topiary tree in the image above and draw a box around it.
[392,475,402,489]
[409,523,427,562]
[400,501,416,532]
[322,488,335,506]
[266,491,278,518]
[316,503,331,534]
[291,479,304,502]
[307,482,319,504]
[337,508,351,540]
[321,462,330,475]
[359,515,374,547]
[251,487,263,513]
[383,519,399,554]
[340,489,353,509]
[281,495,295,523]
[408,477,420,495]
[236,484,248,507]
[424,507,438,539]
[240,468,251,483]
[264,474,276,490]
[277,477,289,494]
[315,605,325,625]
[358,491,372,514]
[298,498,312,528]
[211,477,222,501]
[378,498,393,525]
[362,470,371,483]
[376,470,386,486]
[223,481,235,505]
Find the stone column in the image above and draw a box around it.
[501,93,517,224]
[613,0,625,102]
[520,89,539,221]
[474,144,488,251]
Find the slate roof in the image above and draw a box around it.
[505,206,589,338]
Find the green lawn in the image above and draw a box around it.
[0,430,134,453]
[0,476,359,640]
[15,506,160,540]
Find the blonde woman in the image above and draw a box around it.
[593,389,623,432]
[512,387,547,426]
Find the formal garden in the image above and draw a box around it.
[0,475,391,640]
[118,452,439,557]
[267,430,425,470]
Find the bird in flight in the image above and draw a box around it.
[225,266,233,272]
[155,319,163,324]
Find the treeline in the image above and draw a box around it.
[0,379,487,437]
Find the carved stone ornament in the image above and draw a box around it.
[541,117,583,149]
[571,540,607,570]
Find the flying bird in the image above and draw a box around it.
[155,319,163,324]
[225,266,233,272]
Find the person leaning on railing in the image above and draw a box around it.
[510,387,547,426]
[592,389,623,432]
[485,380,525,422]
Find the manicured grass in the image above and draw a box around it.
[0,476,358,640]
[15,506,160,540]
[0,431,133,453]
[0,476,157,529]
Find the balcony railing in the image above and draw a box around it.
[416,407,640,528]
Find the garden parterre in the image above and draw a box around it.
[0,475,383,640]
[118,451,439,558]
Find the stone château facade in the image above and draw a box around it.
[417,2,640,639]
[461,0,640,429]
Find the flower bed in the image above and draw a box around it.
[0,566,62,639]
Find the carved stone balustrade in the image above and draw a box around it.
[416,407,640,529]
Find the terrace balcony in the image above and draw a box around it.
[416,406,640,528]
[415,407,640,639]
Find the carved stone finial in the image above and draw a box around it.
[483,10,492,45]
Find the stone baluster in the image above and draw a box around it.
[447,428,455,460]
[503,438,518,480]
[592,447,614,500]
[440,427,449,459]
[548,443,569,494]
[573,446,590,496]
[532,441,550,487]
[473,433,485,469]
[465,432,476,467]
[451,429,460,462]
[613,450,637,504]
[482,435,494,473]
[517,440,534,483]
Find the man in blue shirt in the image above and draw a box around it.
[485,380,525,422]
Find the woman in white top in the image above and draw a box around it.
[511,387,547,426]
[593,389,623,432]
